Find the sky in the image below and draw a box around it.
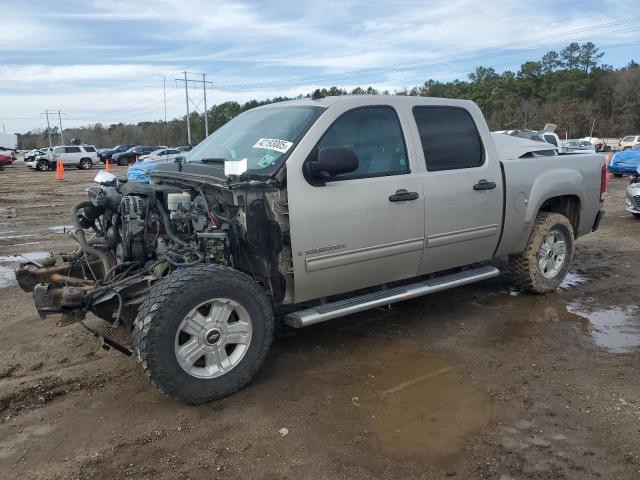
[1,0,639,134]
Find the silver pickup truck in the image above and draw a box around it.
[16,95,606,404]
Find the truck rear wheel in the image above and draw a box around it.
[510,212,574,293]
[132,265,274,404]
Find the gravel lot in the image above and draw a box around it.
[1,159,639,480]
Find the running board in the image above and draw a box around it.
[284,265,500,328]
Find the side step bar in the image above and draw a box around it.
[284,265,500,328]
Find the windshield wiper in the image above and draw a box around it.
[198,157,228,165]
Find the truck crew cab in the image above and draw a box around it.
[17,95,606,404]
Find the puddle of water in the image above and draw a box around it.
[367,352,494,462]
[567,304,640,353]
[0,424,55,460]
[48,225,73,234]
[475,294,640,354]
[0,234,38,240]
[303,341,497,463]
[559,271,586,290]
[0,251,50,289]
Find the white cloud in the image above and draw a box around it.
[1,0,638,133]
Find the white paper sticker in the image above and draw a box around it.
[252,138,293,154]
[224,158,248,177]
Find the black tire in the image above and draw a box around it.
[133,265,274,404]
[79,158,93,170]
[36,160,49,171]
[510,212,574,293]
[633,213,640,219]
[613,173,623,177]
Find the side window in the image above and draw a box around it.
[83,146,96,152]
[313,107,409,180]
[413,106,484,171]
[65,147,81,153]
[543,134,558,147]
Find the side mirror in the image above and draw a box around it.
[304,147,358,185]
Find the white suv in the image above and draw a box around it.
[51,145,98,170]
[618,135,640,151]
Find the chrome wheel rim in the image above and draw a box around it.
[538,229,566,279]
[174,298,252,379]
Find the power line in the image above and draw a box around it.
[175,71,214,145]
[215,17,640,91]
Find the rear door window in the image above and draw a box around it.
[413,106,484,171]
[65,147,81,153]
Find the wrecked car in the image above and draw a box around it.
[16,95,606,404]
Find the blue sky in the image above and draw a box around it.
[1,0,639,134]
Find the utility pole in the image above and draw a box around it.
[42,109,66,147]
[57,110,64,144]
[42,111,53,149]
[175,71,213,146]
[202,72,209,137]
[163,76,168,145]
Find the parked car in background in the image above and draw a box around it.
[139,148,182,162]
[98,144,138,163]
[581,137,607,152]
[0,147,16,162]
[0,152,15,167]
[562,140,596,154]
[127,155,181,182]
[25,148,56,170]
[618,135,640,151]
[24,149,40,162]
[51,145,98,170]
[608,144,640,176]
[494,129,561,153]
[113,145,166,166]
[624,166,640,218]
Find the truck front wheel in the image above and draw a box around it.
[132,265,274,404]
[510,212,574,293]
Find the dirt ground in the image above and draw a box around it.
[1,159,639,480]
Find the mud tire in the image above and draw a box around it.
[510,212,574,293]
[132,265,273,404]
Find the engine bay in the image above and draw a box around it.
[15,171,288,331]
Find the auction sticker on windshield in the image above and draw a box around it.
[253,138,293,154]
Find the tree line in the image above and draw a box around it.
[18,42,640,149]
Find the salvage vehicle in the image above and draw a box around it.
[608,145,640,177]
[98,144,137,163]
[624,165,640,218]
[113,145,167,166]
[16,95,606,404]
[51,145,98,170]
[127,154,183,182]
[618,135,640,151]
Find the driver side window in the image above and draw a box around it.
[313,106,409,181]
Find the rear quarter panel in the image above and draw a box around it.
[496,153,604,256]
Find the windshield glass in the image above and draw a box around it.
[186,105,324,172]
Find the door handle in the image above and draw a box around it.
[473,179,496,191]
[389,189,419,202]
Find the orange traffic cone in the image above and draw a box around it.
[105,159,111,173]
[55,160,64,181]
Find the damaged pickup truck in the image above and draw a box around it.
[16,95,606,404]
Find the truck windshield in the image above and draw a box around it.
[186,105,324,173]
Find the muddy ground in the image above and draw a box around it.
[1,159,639,480]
